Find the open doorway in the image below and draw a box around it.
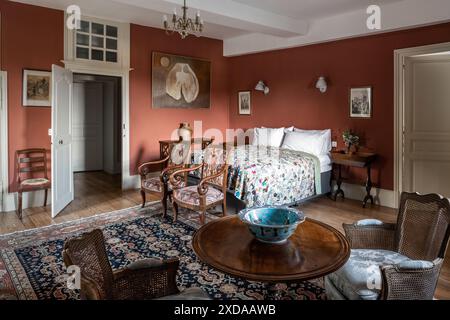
[72,73,122,201]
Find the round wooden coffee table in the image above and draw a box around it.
[192,216,350,283]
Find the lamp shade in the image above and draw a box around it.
[315,76,327,93]
[255,81,270,95]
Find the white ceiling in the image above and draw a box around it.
[11,0,450,56]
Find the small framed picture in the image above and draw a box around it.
[23,69,52,107]
[349,87,372,118]
[238,91,251,115]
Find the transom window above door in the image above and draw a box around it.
[75,20,118,63]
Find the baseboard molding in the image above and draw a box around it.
[332,182,397,209]
[2,190,52,213]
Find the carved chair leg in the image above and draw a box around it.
[140,190,146,208]
[162,193,168,218]
[17,191,23,220]
[44,189,48,207]
[200,209,207,225]
[221,201,227,217]
[172,201,179,222]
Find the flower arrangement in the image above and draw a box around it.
[342,129,360,154]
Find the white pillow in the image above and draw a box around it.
[294,128,331,154]
[281,131,327,156]
[252,127,286,147]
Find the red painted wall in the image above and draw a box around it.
[228,23,450,190]
[129,24,229,174]
[0,0,64,191]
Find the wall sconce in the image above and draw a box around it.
[255,81,270,95]
[315,76,328,93]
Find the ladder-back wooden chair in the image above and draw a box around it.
[16,148,51,219]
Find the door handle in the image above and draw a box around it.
[59,139,63,145]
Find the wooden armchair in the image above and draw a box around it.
[16,148,51,220]
[139,142,191,216]
[325,192,450,300]
[62,229,210,300]
[170,146,229,225]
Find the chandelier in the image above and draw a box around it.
[163,0,204,39]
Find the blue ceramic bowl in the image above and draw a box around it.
[238,206,305,244]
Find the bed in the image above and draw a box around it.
[190,127,332,209]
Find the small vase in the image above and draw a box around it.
[178,122,192,142]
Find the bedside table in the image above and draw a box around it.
[330,151,377,208]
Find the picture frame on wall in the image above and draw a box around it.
[238,91,251,115]
[23,69,52,107]
[349,86,372,118]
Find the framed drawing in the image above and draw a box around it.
[238,91,251,115]
[349,87,372,118]
[23,69,52,107]
[152,52,211,109]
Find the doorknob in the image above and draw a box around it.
[59,139,63,145]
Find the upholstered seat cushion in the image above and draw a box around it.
[142,177,185,193]
[21,178,50,186]
[326,249,412,300]
[173,185,224,206]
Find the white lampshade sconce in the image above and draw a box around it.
[315,76,328,93]
[255,81,270,95]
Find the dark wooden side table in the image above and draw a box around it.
[159,137,215,159]
[330,151,377,208]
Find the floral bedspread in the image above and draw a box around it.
[192,145,321,207]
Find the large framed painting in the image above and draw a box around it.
[152,52,211,109]
[349,87,372,118]
[23,69,52,107]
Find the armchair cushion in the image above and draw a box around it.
[173,185,224,206]
[326,249,411,300]
[356,219,384,226]
[157,287,211,300]
[142,177,186,193]
[127,258,165,270]
[395,260,434,270]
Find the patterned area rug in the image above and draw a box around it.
[0,202,326,300]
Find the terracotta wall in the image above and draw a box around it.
[129,24,229,175]
[228,23,450,190]
[0,0,64,191]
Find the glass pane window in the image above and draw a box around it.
[91,36,104,48]
[106,38,117,50]
[76,47,89,59]
[76,33,89,46]
[80,20,90,33]
[91,49,104,61]
[91,23,104,35]
[106,51,117,63]
[106,25,118,38]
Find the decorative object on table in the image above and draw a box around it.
[152,52,211,109]
[350,87,372,118]
[342,129,360,154]
[238,91,251,115]
[238,206,305,244]
[16,149,51,220]
[255,81,270,95]
[330,150,377,208]
[63,229,210,300]
[0,203,326,300]
[22,69,51,107]
[315,76,328,93]
[162,0,204,39]
[170,147,228,224]
[325,192,450,300]
[177,122,193,141]
[193,215,350,283]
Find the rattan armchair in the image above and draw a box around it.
[63,229,210,300]
[326,192,450,300]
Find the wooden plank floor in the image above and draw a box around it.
[0,171,449,299]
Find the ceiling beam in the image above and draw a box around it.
[112,0,309,37]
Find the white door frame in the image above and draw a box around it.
[393,41,450,206]
[62,63,133,189]
[0,71,8,212]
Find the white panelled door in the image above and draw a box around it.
[72,82,104,172]
[403,54,450,197]
[51,65,74,218]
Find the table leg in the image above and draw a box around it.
[363,164,374,208]
[332,164,345,201]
